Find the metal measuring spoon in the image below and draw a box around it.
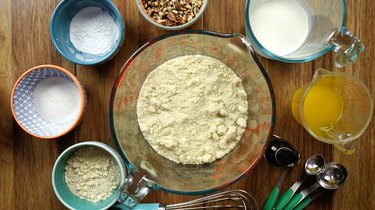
[263,135,300,210]
[283,162,348,210]
[293,188,325,210]
[274,154,325,210]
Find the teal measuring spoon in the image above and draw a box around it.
[263,144,300,210]
[293,188,325,210]
[274,154,325,210]
[283,162,348,210]
[263,167,290,210]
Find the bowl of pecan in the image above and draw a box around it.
[136,0,207,30]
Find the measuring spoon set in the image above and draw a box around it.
[264,135,348,210]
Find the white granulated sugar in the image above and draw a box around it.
[137,55,249,165]
[65,147,120,203]
[69,7,120,55]
[33,77,81,123]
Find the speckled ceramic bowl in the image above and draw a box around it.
[11,65,87,139]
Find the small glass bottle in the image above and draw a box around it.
[265,135,300,167]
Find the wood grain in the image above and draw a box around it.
[331,1,375,210]
[8,0,75,209]
[0,0,374,209]
[0,0,14,208]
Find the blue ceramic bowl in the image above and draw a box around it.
[50,0,125,66]
[52,141,126,210]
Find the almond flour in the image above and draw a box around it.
[137,55,249,164]
[65,147,120,202]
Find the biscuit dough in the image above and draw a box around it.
[65,147,120,202]
[137,55,248,164]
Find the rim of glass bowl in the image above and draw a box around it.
[109,30,276,195]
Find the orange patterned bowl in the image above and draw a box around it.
[11,65,87,139]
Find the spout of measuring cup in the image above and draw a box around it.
[237,34,269,73]
[117,170,155,208]
[238,34,255,53]
[211,32,256,55]
[331,28,364,68]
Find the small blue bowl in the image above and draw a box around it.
[50,0,125,66]
[52,141,127,210]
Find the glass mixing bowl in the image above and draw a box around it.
[110,30,275,207]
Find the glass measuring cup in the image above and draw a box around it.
[291,69,373,154]
[245,0,364,67]
[109,31,275,208]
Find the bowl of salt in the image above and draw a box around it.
[50,0,125,66]
[11,65,87,139]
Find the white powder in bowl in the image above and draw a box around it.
[69,7,120,55]
[65,147,120,203]
[137,55,249,165]
[33,77,81,123]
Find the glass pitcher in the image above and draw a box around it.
[245,0,364,67]
[110,31,275,208]
[291,69,373,154]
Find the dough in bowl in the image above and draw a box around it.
[137,55,249,164]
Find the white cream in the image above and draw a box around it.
[249,0,310,56]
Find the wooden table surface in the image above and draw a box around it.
[0,0,374,209]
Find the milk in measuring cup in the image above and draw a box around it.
[249,0,310,56]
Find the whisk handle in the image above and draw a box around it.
[133,204,163,210]
[111,203,161,210]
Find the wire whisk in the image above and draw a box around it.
[162,190,258,210]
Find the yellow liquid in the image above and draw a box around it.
[302,85,343,136]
